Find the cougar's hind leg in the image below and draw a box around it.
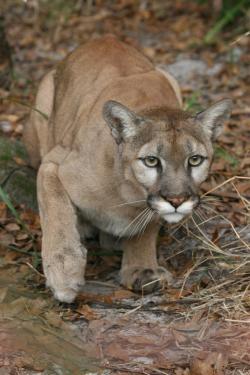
[23,69,56,169]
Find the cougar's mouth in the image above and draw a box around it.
[147,195,199,223]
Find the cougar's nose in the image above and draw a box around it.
[167,196,186,208]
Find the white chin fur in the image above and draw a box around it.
[152,199,195,223]
[176,200,194,214]
[163,212,184,223]
[153,200,176,214]
[154,200,194,215]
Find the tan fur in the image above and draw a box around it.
[23,36,232,302]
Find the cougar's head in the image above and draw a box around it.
[103,99,232,223]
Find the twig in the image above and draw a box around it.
[202,176,250,197]
[24,261,45,277]
[205,206,250,251]
[230,31,250,45]
[225,319,250,323]
[204,191,250,200]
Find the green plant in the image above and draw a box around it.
[184,92,203,112]
[204,0,249,43]
[1,96,49,120]
[0,184,33,233]
[0,185,21,222]
[214,145,239,168]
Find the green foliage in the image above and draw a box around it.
[3,97,49,120]
[8,244,42,269]
[184,92,203,112]
[0,185,20,222]
[40,0,77,22]
[203,0,250,43]
[0,137,28,163]
[214,145,239,168]
[0,137,37,210]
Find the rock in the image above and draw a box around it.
[226,47,243,63]
[0,120,12,133]
[158,59,223,85]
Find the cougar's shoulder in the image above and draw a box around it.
[45,37,139,146]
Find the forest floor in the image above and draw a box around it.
[0,1,249,374]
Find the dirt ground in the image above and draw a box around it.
[0,1,249,374]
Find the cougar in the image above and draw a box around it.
[23,35,232,302]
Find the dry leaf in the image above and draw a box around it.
[76,304,101,320]
[0,203,7,219]
[13,156,27,166]
[190,352,228,375]
[5,223,20,232]
[15,232,29,241]
[4,250,20,261]
[112,289,136,300]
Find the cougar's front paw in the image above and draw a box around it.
[121,266,173,294]
[43,249,87,303]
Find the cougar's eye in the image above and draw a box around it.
[188,155,204,167]
[143,156,160,168]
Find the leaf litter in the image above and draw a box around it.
[0,1,249,374]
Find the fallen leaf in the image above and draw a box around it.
[112,289,136,300]
[0,203,7,219]
[0,232,14,247]
[45,311,63,328]
[175,368,191,375]
[15,232,29,241]
[4,250,20,261]
[5,223,20,232]
[76,304,101,320]
[0,114,19,122]
[190,352,228,375]
[13,156,27,166]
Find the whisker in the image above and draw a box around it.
[139,210,155,237]
[117,208,149,240]
[135,208,151,237]
[128,208,151,238]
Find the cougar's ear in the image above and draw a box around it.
[103,100,140,144]
[196,99,232,141]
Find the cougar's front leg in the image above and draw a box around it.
[38,162,87,303]
[121,223,173,294]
